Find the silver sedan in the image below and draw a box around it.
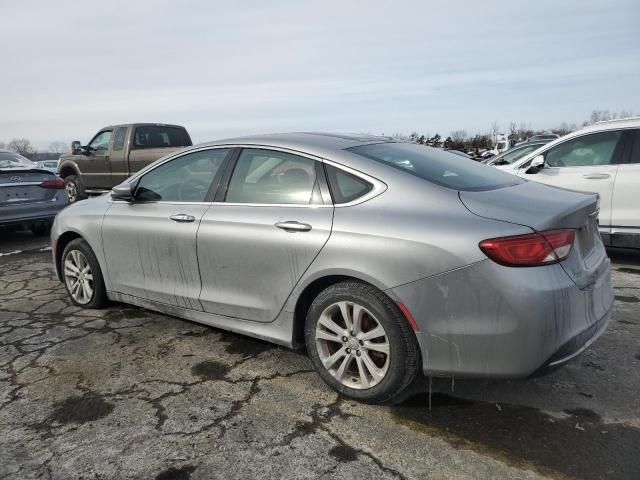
[51,133,613,404]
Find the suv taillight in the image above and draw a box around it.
[479,229,575,267]
[39,178,65,189]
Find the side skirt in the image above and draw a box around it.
[108,291,296,348]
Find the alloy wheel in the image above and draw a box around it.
[64,250,94,304]
[66,181,77,202]
[315,301,390,389]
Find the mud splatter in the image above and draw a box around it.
[191,360,230,380]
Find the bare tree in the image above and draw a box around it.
[508,121,517,136]
[489,121,499,146]
[619,109,634,119]
[0,141,6,150]
[49,141,68,154]
[450,130,467,143]
[8,138,36,159]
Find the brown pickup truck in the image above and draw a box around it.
[58,123,192,202]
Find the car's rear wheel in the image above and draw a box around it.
[64,175,86,203]
[62,239,108,308]
[305,281,420,404]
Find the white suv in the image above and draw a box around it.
[496,118,640,249]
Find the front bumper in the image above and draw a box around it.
[389,257,614,378]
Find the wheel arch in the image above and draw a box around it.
[58,162,80,179]
[54,231,84,282]
[291,273,404,347]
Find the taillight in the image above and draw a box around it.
[479,229,575,267]
[39,178,65,189]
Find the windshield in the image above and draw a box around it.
[491,144,543,165]
[0,151,37,170]
[348,143,524,192]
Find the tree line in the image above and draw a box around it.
[2,109,635,159]
[391,109,635,153]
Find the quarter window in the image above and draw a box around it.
[89,131,112,151]
[226,149,321,205]
[325,164,372,204]
[545,131,622,167]
[629,129,640,164]
[135,149,229,202]
[113,127,127,151]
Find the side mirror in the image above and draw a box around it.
[71,141,83,154]
[525,155,544,174]
[111,182,134,202]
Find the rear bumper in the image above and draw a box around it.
[0,194,68,227]
[389,257,614,378]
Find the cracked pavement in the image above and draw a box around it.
[1,232,639,480]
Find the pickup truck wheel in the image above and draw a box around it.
[64,175,86,203]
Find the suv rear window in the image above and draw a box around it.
[133,126,192,149]
[348,143,524,191]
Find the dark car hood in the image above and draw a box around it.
[459,180,598,232]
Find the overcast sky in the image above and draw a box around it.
[1,0,639,149]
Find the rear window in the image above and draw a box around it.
[133,126,192,149]
[0,151,36,170]
[348,143,524,191]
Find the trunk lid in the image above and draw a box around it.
[459,180,607,288]
[0,169,58,206]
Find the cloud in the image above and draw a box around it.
[1,0,638,148]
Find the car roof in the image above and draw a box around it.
[193,132,397,158]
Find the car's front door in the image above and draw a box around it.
[102,147,231,308]
[610,129,640,243]
[84,130,113,189]
[197,148,333,323]
[519,130,626,230]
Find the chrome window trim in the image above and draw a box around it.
[0,181,43,187]
[121,143,387,208]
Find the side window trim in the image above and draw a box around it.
[126,146,233,204]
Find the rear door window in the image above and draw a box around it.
[113,127,127,151]
[348,143,523,191]
[133,126,192,149]
[545,131,622,167]
[225,149,322,205]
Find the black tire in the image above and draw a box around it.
[305,281,420,404]
[64,175,86,203]
[30,221,52,236]
[61,238,109,308]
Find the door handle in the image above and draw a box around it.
[275,221,312,232]
[582,173,610,179]
[170,214,196,223]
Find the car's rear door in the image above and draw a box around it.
[102,147,231,308]
[197,147,333,323]
[518,130,627,232]
[610,129,640,247]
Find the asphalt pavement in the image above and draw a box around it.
[1,231,639,479]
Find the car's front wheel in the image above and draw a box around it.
[305,281,420,404]
[62,239,109,308]
[64,175,86,203]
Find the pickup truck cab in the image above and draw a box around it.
[58,123,192,202]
